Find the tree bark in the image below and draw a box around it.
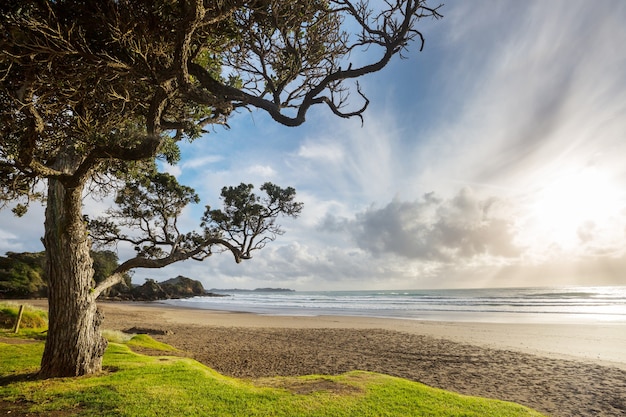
[39,158,107,378]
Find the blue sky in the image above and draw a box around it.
[2,0,626,290]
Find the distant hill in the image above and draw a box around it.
[210,288,295,293]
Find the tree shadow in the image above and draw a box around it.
[0,372,40,386]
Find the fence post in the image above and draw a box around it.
[13,305,25,333]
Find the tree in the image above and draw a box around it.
[89,173,303,282]
[0,0,442,377]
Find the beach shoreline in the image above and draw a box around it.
[17,299,626,417]
[21,298,626,369]
[117,299,626,368]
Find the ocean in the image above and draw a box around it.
[161,286,626,324]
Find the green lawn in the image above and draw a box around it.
[0,331,546,417]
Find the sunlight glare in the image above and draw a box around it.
[527,167,623,249]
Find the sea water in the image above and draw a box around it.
[161,286,626,324]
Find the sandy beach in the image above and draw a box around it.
[23,299,626,416]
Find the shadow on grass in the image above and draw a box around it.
[0,372,40,387]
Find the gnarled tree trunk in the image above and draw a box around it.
[39,162,107,378]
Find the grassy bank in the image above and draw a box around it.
[0,301,47,330]
[0,331,546,417]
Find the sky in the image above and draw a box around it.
[2,0,626,291]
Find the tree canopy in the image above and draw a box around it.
[0,0,441,377]
[0,0,441,299]
[1,0,442,200]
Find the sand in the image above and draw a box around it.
[23,300,626,416]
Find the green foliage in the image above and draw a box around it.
[11,203,28,217]
[91,250,131,296]
[0,252,46,298]
[126,276,206,301]
[160,276,205,296]
[203,182,303,257]
[157,136,182,164]
[91,250,120,285]
[1,0,441,213]
[0,337,546,417]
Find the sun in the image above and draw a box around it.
[525,167,623,250]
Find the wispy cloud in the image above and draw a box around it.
[297,141,344,163]
[245,164,277,179]
[412,0,626,193]
[182,155,223,170]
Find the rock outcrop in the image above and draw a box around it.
[124,276,209,301]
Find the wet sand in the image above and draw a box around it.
[24,300,626,416]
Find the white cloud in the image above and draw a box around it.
[297,141,344,163]
[411,0,626,195]
[245,164,276,179]
[161,163,182,177]
[326,188,521,262]
[0,204,45,255]
[0,229,20,254]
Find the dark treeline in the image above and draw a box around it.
[0,251,205,300]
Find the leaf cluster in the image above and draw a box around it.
[204,182,303,258]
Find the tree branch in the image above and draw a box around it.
[91,237,247,298]
[188,0,441,127]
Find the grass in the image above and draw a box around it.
[101,329,135,344]
[0,334,547,417]
[125,333,179,351]
[0,301,48,330]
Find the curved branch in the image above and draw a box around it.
[320,82,370,124]
[173,0,204,87]
[92,237,249,299]
[188,62,302,126]
[91,272,126,300]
